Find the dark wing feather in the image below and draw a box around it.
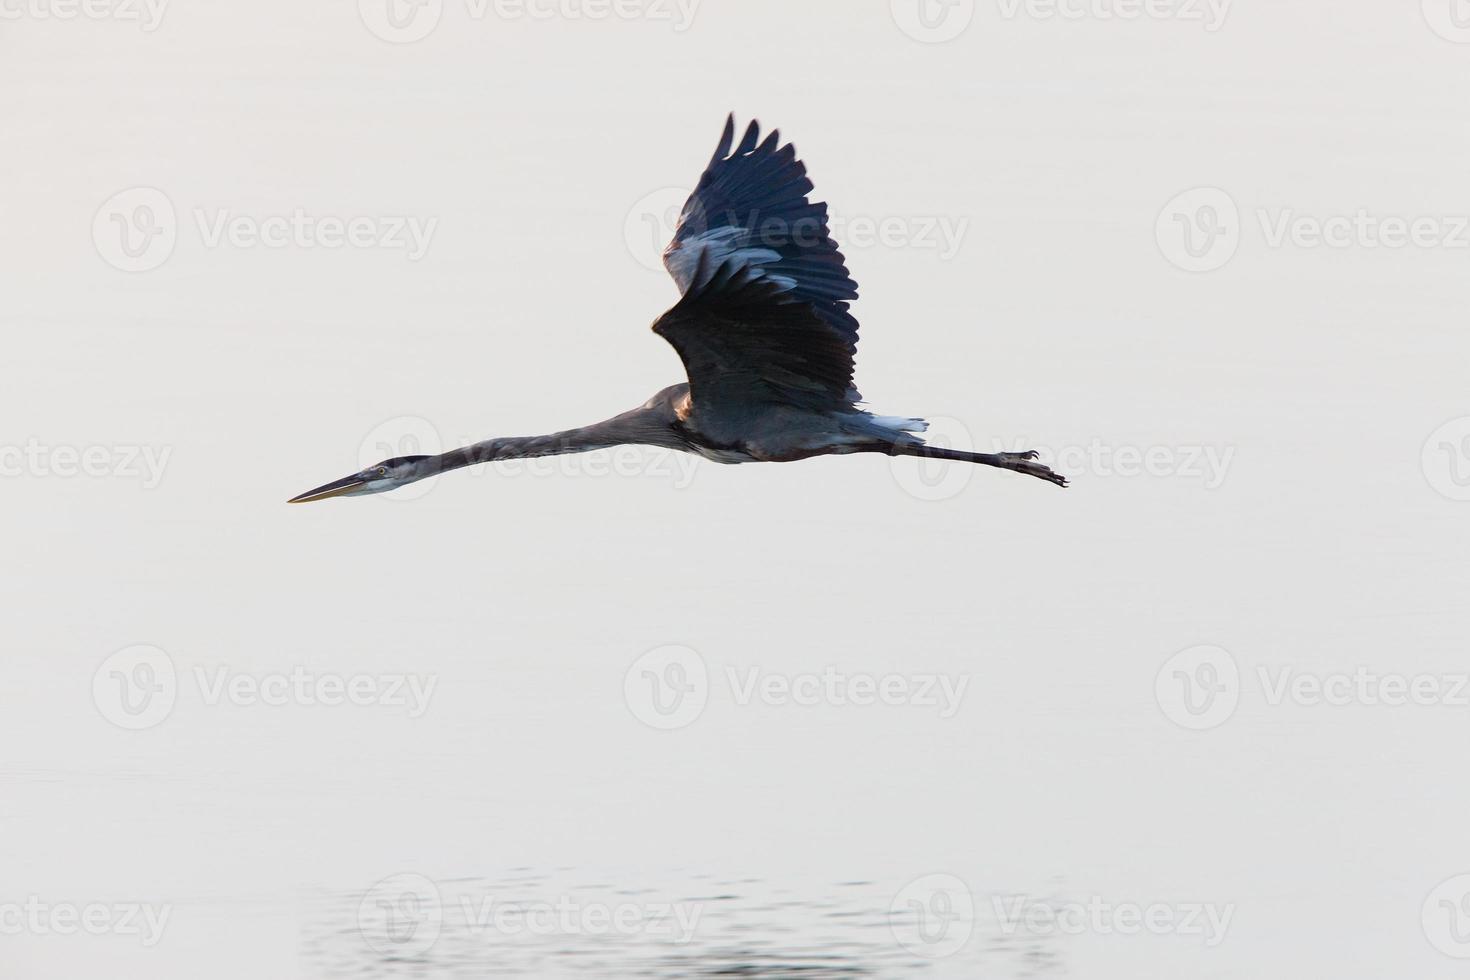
[654,249,859,440]
[655,116,862,424]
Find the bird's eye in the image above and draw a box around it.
[376,467,387,476]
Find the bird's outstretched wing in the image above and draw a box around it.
[654,116,861,432]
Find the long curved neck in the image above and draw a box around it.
[429,424,622,475]
[425,401,680,476]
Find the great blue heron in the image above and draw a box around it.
[289,115,1066,503]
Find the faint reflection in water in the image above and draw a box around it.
[300,871,1061,978]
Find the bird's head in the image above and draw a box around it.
[288,455,434,503]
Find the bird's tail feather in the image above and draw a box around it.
[865,415,929,437]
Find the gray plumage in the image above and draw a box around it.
[289,115,1065,504]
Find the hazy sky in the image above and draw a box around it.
[3,2,1470,977]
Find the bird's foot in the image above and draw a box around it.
[1000,451,1068,488]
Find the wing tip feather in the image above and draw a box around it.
[711,113,736,166]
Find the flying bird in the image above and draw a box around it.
[290,115,1066,503]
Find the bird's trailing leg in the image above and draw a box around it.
[894,444,1069,488]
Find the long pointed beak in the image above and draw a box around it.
[288,474,366,504]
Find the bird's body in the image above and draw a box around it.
[290,115,1065,503]
[653,384,924,465]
